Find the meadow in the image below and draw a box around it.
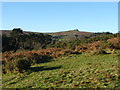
[2,53,120,88]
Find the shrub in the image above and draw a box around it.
[14,58,31,71]
[4,58,31,73]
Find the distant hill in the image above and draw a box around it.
[45,29,92,36]
[44,29,93,41]
[0,29,93,41]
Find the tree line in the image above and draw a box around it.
[2,28,52,52]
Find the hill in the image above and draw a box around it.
[44,29,93,41]
[1,29,93,41]
[45,29,92,36]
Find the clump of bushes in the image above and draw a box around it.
[2,48,79,73]
[75,37,120,54]
[3,58,31,73]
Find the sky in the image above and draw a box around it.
[1,2,118,33]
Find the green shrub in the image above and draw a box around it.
[14,59,31,71]
[4,58,31,73]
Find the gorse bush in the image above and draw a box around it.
[14,58,31,70]
[3,58,31,73]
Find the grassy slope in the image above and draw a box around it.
[3,54,119,88]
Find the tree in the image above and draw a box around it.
[10,28,23,51]
[2,34,15,52]
[10,28,23,37]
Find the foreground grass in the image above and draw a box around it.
[3,54,120,88]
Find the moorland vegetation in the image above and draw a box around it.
[1,28,120,88]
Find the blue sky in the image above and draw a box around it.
[2,2,118,33]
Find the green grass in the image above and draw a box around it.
[2,54,120,88]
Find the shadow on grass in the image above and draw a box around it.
[30,66,62,72]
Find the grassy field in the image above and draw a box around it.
[2,54,120,88]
